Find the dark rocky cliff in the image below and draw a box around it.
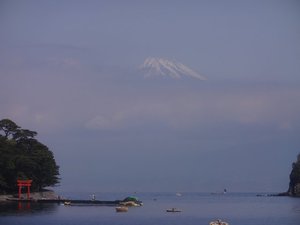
[288,154,300,196]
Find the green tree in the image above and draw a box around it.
[0,119,60,193]
[0,119,19,138]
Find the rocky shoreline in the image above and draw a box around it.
[0,190,59,202]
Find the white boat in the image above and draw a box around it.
[119,201,139,207]
[209,219,229,225]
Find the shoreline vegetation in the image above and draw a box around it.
[0,119,60,194]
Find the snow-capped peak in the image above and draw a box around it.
[139,57,207,80]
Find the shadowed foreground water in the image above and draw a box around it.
[0,192,299,225]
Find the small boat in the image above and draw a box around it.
[115,206,128,212]
[211,189,227,195]
[166,208,181,212]
[209,219,229,225]
[63,201,71,206]
[121,196,143,206]
[119,201,139,207]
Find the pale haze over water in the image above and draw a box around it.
[0,0,299,193]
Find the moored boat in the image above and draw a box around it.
[63,201,71,206]
[209,219,229,225]
[115,206,128,212]
[166,208,181,212]
[121,196,143,206]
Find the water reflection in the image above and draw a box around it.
[0,202,59,216]
[0,193,299,225]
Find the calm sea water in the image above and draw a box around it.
[0,192,299,225]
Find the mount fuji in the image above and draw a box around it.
[139,57,207,80]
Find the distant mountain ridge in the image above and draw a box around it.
[139,57,207,80]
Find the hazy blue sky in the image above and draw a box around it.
[0,0,299,193]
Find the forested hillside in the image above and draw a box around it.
[0,119,59,194]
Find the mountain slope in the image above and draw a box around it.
[139,57,207,80]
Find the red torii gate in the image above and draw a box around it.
[17,180,32,200]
